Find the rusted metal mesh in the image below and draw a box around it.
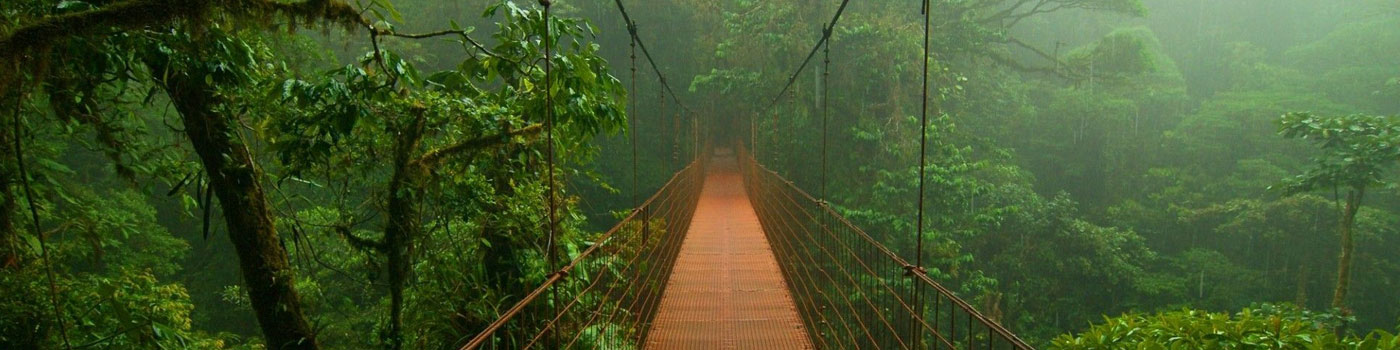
[462,153,707,350]
[643,152,814,350]
[739,145,1035,350]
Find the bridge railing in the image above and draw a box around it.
[738,146,1033,350]
[461,153,707,350]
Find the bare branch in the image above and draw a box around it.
[981,46,1077,80]
[375,28,510,63]
[1004,36,1069,68]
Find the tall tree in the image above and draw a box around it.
[0,0,371,348]
[1278,112,1400,310]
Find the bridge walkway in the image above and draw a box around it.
[643,152,814,350]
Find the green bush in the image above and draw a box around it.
[1051,305,1400,350]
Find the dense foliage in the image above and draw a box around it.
[1052,305,1400,350]
[626,0,1400,344]
[0,0,1396,349]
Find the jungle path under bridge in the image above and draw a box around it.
[642,151,813,349]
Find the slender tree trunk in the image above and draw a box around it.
[482,150,526,295]
[1295,262,1309,307]
[384,113,426,350]
[0,104,40,350]
[0,177,16,269]
[152,62,320,350]
[0,117,17,270]
[1332,187,1364,310]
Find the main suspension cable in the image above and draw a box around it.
[761,0,853,115]
[612,0,696,116]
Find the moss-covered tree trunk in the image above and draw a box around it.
[1331,187,1364,310]
[153,63,320,350]
[384,113,426,350]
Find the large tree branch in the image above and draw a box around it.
[375,29,516,67]
[982,47,1075,79]
[0,0,366,61]
[1,0,515,90]
[978,0,1141,27]
[0,0,199,59]
[1004,36,1069,69]
[417,124,544,168]
[233,0,367,27]
[332,224,385,252]
[981,0,1040,25]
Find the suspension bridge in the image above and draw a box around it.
[458,0,1035,349]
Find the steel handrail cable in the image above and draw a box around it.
[757,164,917,350]
[752,180,842,350]
[459,161,700,350]
[759,165,947,349]
[598,165,700,348]
[593,212,666,348]
[764,178,885,342]
[559,230,643,349]
[760,0,854,115]
[622,176,689,305]
[497,169,696,350]
[464,0,707,346]
[598,174,684,348]
[641,171,702,344]
[747,152,952,349]
[531,246,635,349]
[767,181,928,349]
[624,173,700,346]
[740,150,1034,349]
[594,170,698,348]
[767,203,896,350]
[755,183,867,348]
[527,191,663,349]
[745,156,874,349]
[761,163,1031,349]
[756,155,1029,349]
[611,0,696,116]
[738,149,836,350]
[559,167,699,349]
[742,149,838,338]
[736,144,827,348]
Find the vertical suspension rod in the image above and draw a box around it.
[913,0,933,347]
[629,24,640,209]
[539,1,559,348]
[820,27,831,204]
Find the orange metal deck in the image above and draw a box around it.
[643,155,814,350]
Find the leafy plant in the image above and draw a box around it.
[1051,305,1400,350]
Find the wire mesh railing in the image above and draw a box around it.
[738,146,1033,350]
[460,154,706,350]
